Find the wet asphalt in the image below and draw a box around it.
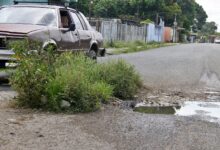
[1,44,220,150]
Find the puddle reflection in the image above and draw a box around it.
[134,101,220,123]
[175,101,220,119]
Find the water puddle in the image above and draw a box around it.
[134,101,220,123]
[134,106,178,114]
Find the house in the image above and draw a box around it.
[0,0,48,6]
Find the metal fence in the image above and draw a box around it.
[100,21,147,42]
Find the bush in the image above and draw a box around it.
[9,40,53,108]
[99,60,142,99]
[46,54,113,112]
[10,40,142,112]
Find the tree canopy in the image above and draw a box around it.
[68,0,207,31]
[201,22,218,35]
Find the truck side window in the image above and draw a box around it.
[60,10,71,28]
[70,12,83,30]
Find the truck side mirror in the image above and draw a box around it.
[69,23,76,31]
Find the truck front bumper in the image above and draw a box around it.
[0,50,15,61]
[0,50,16,68]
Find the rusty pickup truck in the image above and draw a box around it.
[0,4,105,67]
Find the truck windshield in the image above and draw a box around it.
[0,7,57,27]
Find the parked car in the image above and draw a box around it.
[214,37,220,44]
[0,4,105,67]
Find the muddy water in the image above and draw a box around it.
[135,101,220,123]
[134,106,177,114]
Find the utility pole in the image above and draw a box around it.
[156,13,159,25]
[156,13,160,42]
[89,0,93,22]
[173,14,177,43]
[137,0,140,19]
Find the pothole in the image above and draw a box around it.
[134,101,220,123]
[134,106,179,114]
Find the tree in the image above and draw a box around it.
[66,0,207,32]
[160,1,182,26]
[177,0,196,30]
[195,3,208,30]
[201,22,218,35]
[93,0,118,18]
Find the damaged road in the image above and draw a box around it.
[1,43,220,149]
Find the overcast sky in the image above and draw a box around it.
[196,0,220,31]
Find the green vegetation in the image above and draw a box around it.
[9,40,142,112]
[70,0,207,31]
[105,41,175,54]
[9,40,56,108]
[201,22,218,35]
[45,54,113,112]
[140,19,154,25]
[99,60,142,99]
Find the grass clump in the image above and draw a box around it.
[105,40,175,54]
[45,54,113,112]
[10,40,142,112]
[9,40,54,108]
[99,60,142,99]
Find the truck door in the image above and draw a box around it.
[59,10,80,51]
[69,11,92,51]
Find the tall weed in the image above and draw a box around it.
[10,41,142,112]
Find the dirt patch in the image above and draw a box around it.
[0,107,115,150]
[0,87,17,109]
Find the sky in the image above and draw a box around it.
[196,0,220,31]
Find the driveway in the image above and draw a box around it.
[1,44,220,150]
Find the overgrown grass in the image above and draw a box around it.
[104,41,175,54]
[99,60,142,99]
[9,40,56,108]
[9,40,142,113]
[45,54,113,112]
